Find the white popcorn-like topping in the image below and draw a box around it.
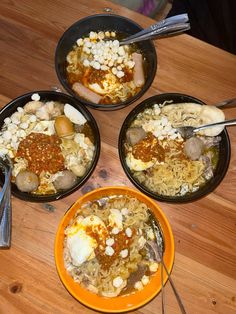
[113,276,123,288]
[19,122,29,130]
[105,246,114,256]
[77,38,83,46]
[141,275,149,285]
[17,107,24,113]
[4,117,11,125]
[125,227,132,238]
[149,262,159,272]
[147,228,155,240]
[120,249,128,258]
[138,236,146,248]
[111,227,120,235]
[134,281,143,291]
[142,112,181,141]
[109,208,123,229]
[121,207,129,215]
[31,93,40,101]
[76,31,135,79]
[106,238,115,246]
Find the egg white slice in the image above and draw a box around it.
[64,103,87,125]
[126,152,155,171]
[66,229,96,266]
[89,83,107,95]
[65,215,107,266]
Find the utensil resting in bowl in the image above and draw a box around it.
[120,13,190,46]
[177,118,236,139]
[0,157,12,249]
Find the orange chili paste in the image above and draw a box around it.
[16,132,65,175]
[132,132,165,163]
[86,225,134,270]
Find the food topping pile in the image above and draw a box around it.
[66,31,145,104]
[76,31,135,78]
[16,133,65,175]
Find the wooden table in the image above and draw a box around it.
[0,1,236,313]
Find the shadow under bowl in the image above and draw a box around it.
[118,93,231,203]
[0,91,100,202]
[55,14,157,111]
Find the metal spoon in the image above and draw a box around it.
[0,157,12,249]
[120,22,190,46]
[120,13,190,46]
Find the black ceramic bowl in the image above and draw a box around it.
[118,93,231,203]
[0,91,100,202]
[55,14,157,111]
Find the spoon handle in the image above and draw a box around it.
[121,23,190,45]
[0,169,12,249]
[215,98,236,108]
[120,13,189,45]
[149,214,187,314]
[160,257,187,314]
[194,118,236,133]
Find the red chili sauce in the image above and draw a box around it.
[16,132,65,175]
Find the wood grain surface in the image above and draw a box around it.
[0,1,236,313]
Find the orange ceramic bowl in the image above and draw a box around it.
[54,186,175,313]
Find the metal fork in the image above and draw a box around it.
[177,118,236,139]
[0,157,12,249]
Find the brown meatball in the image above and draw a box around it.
[184,137,205,160]
[126,127,147,146]
[15,170,39,192]
[53,170,77,190]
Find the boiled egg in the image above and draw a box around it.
[54,115,74,138]
[89,83,107,95]
[64,103,87,125]
[65,215,107,266]
[126,152,155,171]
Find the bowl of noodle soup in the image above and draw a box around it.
[118,93,231,203]
[54,186,174,312]
[55,14,157,110]
[0,91,100,202]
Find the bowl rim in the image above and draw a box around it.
[0,90,101,202]
[118,92,231,203]
[54,186,175,313]
[54,13,157,111]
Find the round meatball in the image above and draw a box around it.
[15,170,39,192]
[53,170,77,190]
[184,137,205,160]
[126,127,147,146]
